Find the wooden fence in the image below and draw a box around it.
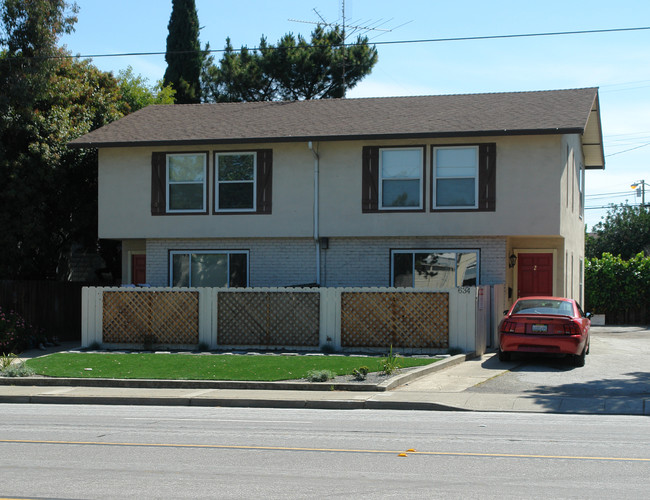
[0,280,87,340]
[82,286,497,354]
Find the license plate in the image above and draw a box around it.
[531,324,547,333]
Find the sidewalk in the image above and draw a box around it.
[1,344,649,415]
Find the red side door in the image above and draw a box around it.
[517,253,553,297]
[131,254,146,285]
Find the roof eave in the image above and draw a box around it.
[67,127,586,149]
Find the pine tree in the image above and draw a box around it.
[163,0,202,104]
[202,25,378,102]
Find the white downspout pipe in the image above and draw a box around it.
[308,141,320,286]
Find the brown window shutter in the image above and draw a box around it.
[478,143,496,211]
[256,149,273,214]
[151,152,166,215]
[362,146,379,212]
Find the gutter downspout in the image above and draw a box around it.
[308,141,320,286]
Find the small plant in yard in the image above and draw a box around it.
[307,369,336,382]
[447,347,464,356]
[1,352,17,370]
[1,361,35,377]
[352,366,369,381]
[197,342,209,351]
[381,345,401,375]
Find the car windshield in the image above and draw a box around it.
[511,299,573,316]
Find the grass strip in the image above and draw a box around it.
[25,352,438,381]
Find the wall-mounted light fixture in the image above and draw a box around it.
[509,253,517,268]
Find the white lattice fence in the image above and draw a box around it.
[83,286,486,353]
[341,292,449,348]
[102,290,199,344]
[217,291,320,346]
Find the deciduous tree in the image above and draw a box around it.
[0,1,173,279]
[586,204,650,259]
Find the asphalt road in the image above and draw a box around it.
[1,404,649,499]
[470,326,650,398]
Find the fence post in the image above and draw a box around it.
[448,287,477,353]
[319,288,339,350]
[81,286,102,348]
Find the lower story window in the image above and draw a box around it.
[391,250,478,288]
[170,251,248,287]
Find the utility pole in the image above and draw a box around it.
[631,179,647,206]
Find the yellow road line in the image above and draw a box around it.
[1,439,649,462]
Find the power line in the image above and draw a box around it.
[586,204,645,210]
[605,142,650,157]
[3,25,649,61]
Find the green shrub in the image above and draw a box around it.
[307,369,336,382]
[0,307,39,355]
[352,366,369,381]
[1,361,35,377]
[585,252,650,317]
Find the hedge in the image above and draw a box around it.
[585,253,650,324]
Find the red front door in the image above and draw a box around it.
[131,254,146,285]
[517,253,553,297]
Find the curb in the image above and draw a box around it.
[0,393,469,412]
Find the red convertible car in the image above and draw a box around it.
[498,297,591,367]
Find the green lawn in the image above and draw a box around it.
[25,352,439,381]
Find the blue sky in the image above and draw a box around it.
[60,0,650,230]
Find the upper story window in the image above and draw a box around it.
[379,148,423,209]
[362,145,425,213]
[151,149,272,216]
[166,153,207,213]
[433,146,478,209]
[430,143,496,212]
[215,152,256,212]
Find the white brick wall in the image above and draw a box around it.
[321,237,506,287]
[145,237,506,288]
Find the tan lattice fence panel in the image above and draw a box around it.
[341,292,449,348]
[218,292,319,346]
[102,291,199,344]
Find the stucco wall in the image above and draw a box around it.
[98,134,568,240]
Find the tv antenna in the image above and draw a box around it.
[289,1,411,95]
[289,1,410,42]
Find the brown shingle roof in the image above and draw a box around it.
[69,87,602,155]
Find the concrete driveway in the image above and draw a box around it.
[395,326,650,413]
[468,326,650,398]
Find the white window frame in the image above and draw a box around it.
[215,152,257,212]
[378,147,423,210]
[390,249,480,288]
[433,146,479,210]
[169,250,249,288]
[166,153,207,213]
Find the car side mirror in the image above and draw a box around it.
[503,310,509,316]
[586,312,592,319]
